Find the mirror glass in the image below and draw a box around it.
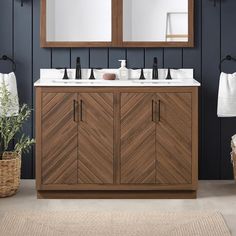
[46,0,112,42]
[123,0,188,42]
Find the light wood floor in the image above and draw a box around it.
[0,180,236,235]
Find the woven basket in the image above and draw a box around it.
[0,152,21,198]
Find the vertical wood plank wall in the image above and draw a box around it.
[0,0,234,179]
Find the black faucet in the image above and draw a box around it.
[89,68,96,80]
[75,57,82,79]
[63,68,69,80]
[152,57,158,80]
[139,68,146,80]
[166,69,172,80]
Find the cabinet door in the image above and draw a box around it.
[156,93,192,184]
[41,93,78,185]
[120,93,156,184]
[78,93,114,184]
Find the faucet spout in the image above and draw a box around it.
[76,57,82,79]
[152,57,158,80]
[63,68,69,80]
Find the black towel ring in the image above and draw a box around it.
[0,55,16,73]
[219,55,236,72]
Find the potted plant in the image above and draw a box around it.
[0,80,34,197]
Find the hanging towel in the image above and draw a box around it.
[0,72,19,117]
[231,134,236,149]
[217,72,236,117]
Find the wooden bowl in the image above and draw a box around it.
[103,73,116,80]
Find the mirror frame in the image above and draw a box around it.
[119,0,194,48]
[40,0,119,47]
[40,0,194,48]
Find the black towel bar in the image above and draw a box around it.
[219,55,236,72]
[0,55,16,73]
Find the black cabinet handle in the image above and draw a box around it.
[80,100,83,122]
[156,100,161,123]
[73,100,78,123]
[152,100,156,122]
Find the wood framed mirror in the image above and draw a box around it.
[40,0,118,47]
[41,0,194,48]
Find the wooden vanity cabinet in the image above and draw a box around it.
[120,92,193,185]
[155,93,192,185]
[38,91,114,186]
[120,93,156,184]
[40,92,78,185]
[36,87,198,199]
[78,93,114,184]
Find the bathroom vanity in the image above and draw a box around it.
[35,77,200,199]
[35,0,198,199]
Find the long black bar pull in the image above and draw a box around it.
[152,100,156,122]
[80,100,83,122]
[156,100,161,123]
[73,100,78,123]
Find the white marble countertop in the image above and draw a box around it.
[34,78,201,87]
[34,68,201,87]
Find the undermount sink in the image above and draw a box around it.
[52,79,104,84]
[52,79,185,84]
[131,79,184,84]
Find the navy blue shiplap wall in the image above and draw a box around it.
[0,0,235,179]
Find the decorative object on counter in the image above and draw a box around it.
[152,57,159,80]
[0,81,35,198]
[118,60,128,80]
[75,57,82,80]
[0,55,16,73]
[139,69,145,80]
[103,73,116,81]
[231,135,236,181]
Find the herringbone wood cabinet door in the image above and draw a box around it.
[120,93,156,184]
[78,93,114,184]
[41,93,78,184]
[156,93,192,184]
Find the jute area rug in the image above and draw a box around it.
[0,211,231,236]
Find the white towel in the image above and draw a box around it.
[0,72,19,117]
[232,134,236,149]
[217,72,236,117]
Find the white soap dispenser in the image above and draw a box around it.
[118,60,128,80]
